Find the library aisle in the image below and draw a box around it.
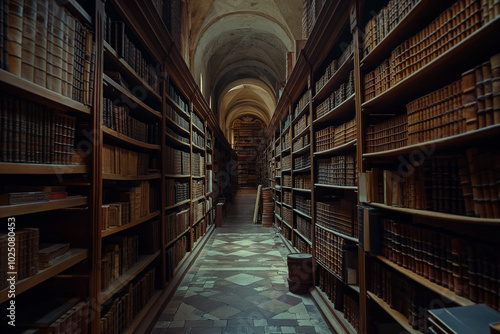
[151,189,333,334]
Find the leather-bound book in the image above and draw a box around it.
[20,0,36,81]
[7,0,23,76]
[33,0,48,87]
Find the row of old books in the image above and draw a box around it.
[366,148,500,218]
[193,199,205,223]
[301,0,318,40]
[165,209,189,244]
[283,191,292,206]
[100,267,156,334]
[343,294,360,332]
[275,202,281,218]
[283,175,291,187]
[0,93,76,164]
[294,154,311,170]
[315,70,355,120]
[318,265,343,309]
[294,89,311,119]
[0,185,69,206]
[293,113,309,139]
[365,114,408,153]
[316,154,356,187]
[295,195,311,216]
[282,131,291,151]
[103,15,160,94]
[315,41,354,94]
[282,206,292,226]
[292,132,310,153]
[1,0,95,105]
[0,228,38,286]
[382,218,500,309]
[282,155,291,170]
[362,0,418,57]
[166,179,189,206]
[316,199,358,238]
[365,0,490,101]
[192,153,205,177]
[294,174,312,189]
[167,82,189,114]
[370,260,443,332]
[39,300,89,334]
[293,234,312,254]
[166,235,187,280]
[192,180,204,199]
[192,111,204,133]
[166,104,190,132]
[101,235,139,290]
[296,215,312,240]
[102,144,151,176]
[315,118,357,153]
[206,130,212,149]
[315,227,348,280]
[102,97,160,144]
[192,131,205,148]
[275,139,281,154]
[192,218,207,245]
[165,145,190,175]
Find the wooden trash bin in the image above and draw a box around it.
[287,253,314,294]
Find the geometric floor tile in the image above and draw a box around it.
[225,273,264,286]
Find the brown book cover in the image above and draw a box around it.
[45,0,54,91]
[65,11,75,99]
[33,0,48,86]
[82,27,92,105]
[20,0,36,81]
[462,68,478,131]
[491,53,500,124]
[50,1,64,94]
[2,1,9,72]
[7,0,23,76]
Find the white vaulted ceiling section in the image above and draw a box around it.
[186,0,302,140]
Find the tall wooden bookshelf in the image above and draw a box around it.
[0,0,236,332]
[260,1,500,333]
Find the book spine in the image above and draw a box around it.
[50,1,64,94]
[20,0,35,81]
[7,0,23,76]
[45,0,54,92]
[33,0,48,86]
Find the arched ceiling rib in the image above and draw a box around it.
[186,0,302,143]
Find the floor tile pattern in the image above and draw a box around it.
[151,189,333,333]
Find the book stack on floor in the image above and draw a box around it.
[261,187,273,227]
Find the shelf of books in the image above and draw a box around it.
[0,1,236,332]
[0,0,96,332]
[261,0,500,333]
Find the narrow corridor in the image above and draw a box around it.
[151,189,333,334]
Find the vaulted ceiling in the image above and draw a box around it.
[184,0,303,141]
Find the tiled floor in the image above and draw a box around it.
[151,189,333,334]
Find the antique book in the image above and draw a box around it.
[33,0,48,86]
[20,0,36,81]
[8,0,23,76]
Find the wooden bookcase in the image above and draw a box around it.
[0,0,236,333]
[261,1,500,333]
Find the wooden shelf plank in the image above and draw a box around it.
[0,163,88,175]
[314,56,354,102]
[165,115,191,137]
[314,183,357,191]
[193,195,205,202]
[293,208,312,220]
[65,0,92,26]
[293,188,312,193]
[103,74,161,120]
[0,196,88,218]
[314,140,356,157]
[376,256,474,306]
[366,202,500,225]
[102,211,160,237]
[165,94,191,120]
[363,124,500,158]
[165,174,190,179]
[102,126,161,150]
[292,125,311,142]
[192,123,205,135]
[294,229,312,245]
[282,202,292,209]
[166,228,191,248]
[310,287,357,334]
[313,94,355,125]
[193,214,206,226]
[0,70,90,115]
[165,199,191,211]
[103,41,161,101]
[292,102,310,125]
[192,175,206,179]
[101,251,160,303]
[292,166,311,174]
[123,290,162,334]
[192,143,205,152]
[0,249,88,304]
[367,291,421,334]
[292,144,311,157]
[102,173,161,181]
[362,17,500,110]
[315,224,358,243]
